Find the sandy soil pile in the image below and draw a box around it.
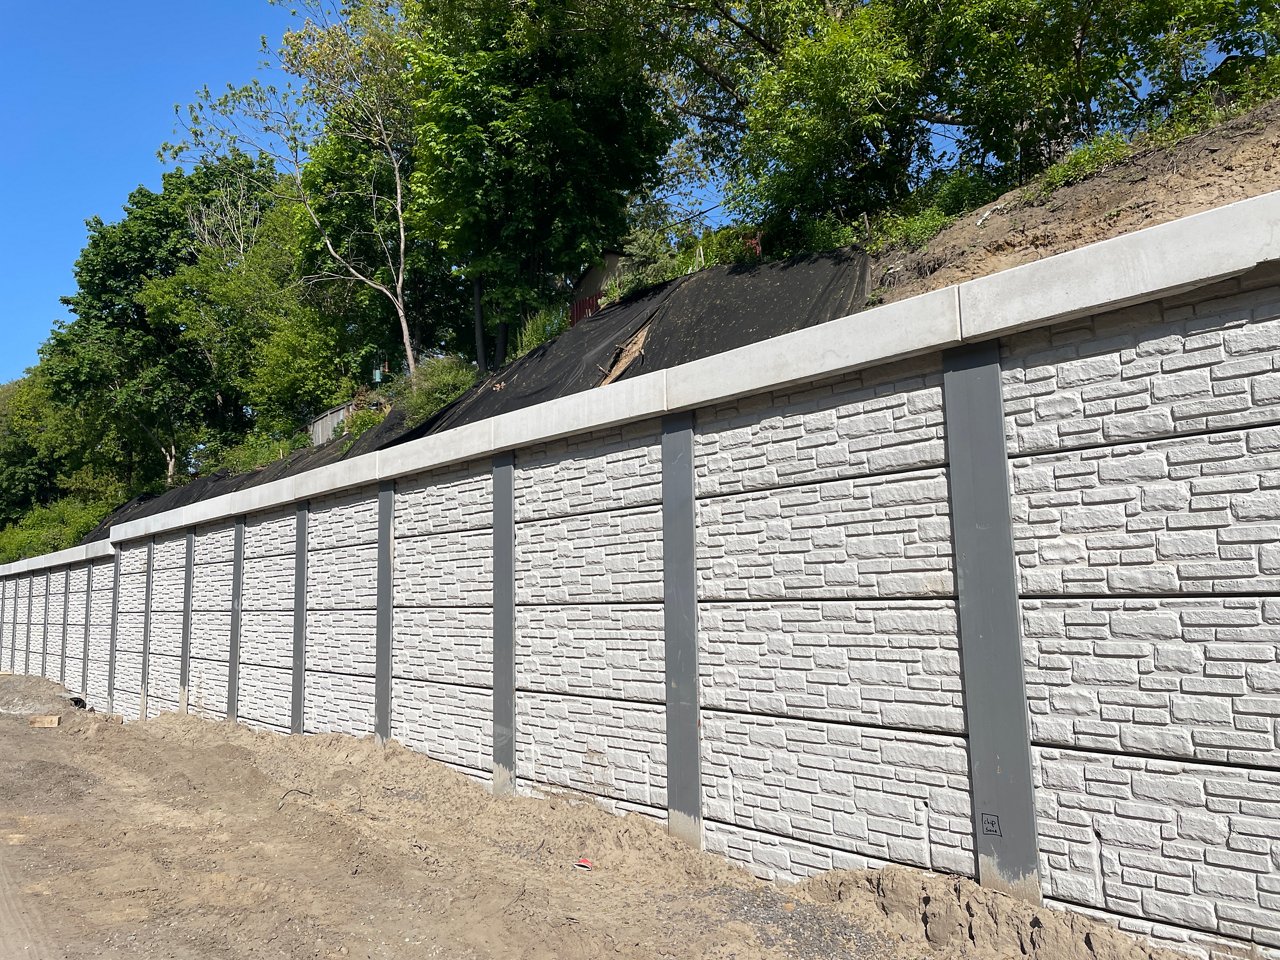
[0,675,1184,960]
[806,869,1173,960]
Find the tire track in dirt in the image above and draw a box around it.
[0,836,52,960]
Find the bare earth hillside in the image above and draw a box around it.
[873,98,1280,303]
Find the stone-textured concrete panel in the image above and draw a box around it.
[1034,747,1280,949]
[391,678,493,773]
[700,600,963,733]
[514,421,663,522]
[516,605,665,703]
[150,565,186,613]
[516,507,664,604]
[189,611,233,662]
[148,611,183,658]
[191,561,234,612]
[1003,289,1280,456]
[698,469,954,600]
[306,542,378,610]
[153,533,188,571]
[516,693,667,809]
[395,462,493,538]
[117,570,147,614]
[702,712,973,877]
[308,488,379,551]
[239,610,294,669]
[392,607,492,687]
[241,553,295,611]
[244,509,297,559]
[393,529,493,607]
[1023,598,1280,766]
[1012,427,1280,595]
[305,609,377,675]
[188,657,230,720]
[238,663,292,730]
[695,357,945,497]
[194,524,236,565]
[705,820,880,881]
[147,652,182,704]
[304,672,375,736]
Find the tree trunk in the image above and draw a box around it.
[395,301,416,375]
[473,277,488,375]
[495,321,509,368]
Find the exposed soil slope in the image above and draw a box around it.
[872,98,1280,303]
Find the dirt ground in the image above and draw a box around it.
[872,97,1280,303]
[0,675,1179,960]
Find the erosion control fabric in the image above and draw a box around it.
[87,249,867,538]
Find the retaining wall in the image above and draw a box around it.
[5,195,1280,960]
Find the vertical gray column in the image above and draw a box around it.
[662,412,702,847]
[59,568,70,685]
[374,482,395,741]
[227,519,245,720]
[0,579,7,672]
[140,539,155,717]
[81,565,93,695]
[40,571,50,677]
[107,549,121,711]
[11,579,20,674]
[492,453,517,796]
[180,532,194,711]
[942,341,1041,903]
[24,576,34,674]
[291,504,308,734]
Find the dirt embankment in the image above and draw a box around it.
[873,97,1280,303]
[0,676,1184,960]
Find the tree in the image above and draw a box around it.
[170,0,428,373]
[405,0,677,364]
[44,156,274,489]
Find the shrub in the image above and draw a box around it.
[0,496,115,563]
[513,305,570,359]
[394,355,477,428]
[1027,132,1133,201]
[337,407,388,440]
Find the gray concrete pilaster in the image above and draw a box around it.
[140,540,155,718]
[81,565,93,695]
[24,576,33,675]
[59,568,70,685]
[227,519,245,720]
[662,412,702,847]
[40,571,50,677]
[492,453,516,796]
[942,340,1041,903]
[292,504,308,734]
[107,550,121,711]
[374,483,394,741]
[0,580,7,672]
[180,532,194,710]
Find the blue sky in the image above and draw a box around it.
[0,0,295,383]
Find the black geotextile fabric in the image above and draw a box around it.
[85,249,867,540]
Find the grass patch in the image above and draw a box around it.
[392,355,477,428]
[514,305,570,359]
